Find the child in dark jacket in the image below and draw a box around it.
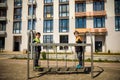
[33,32,41,68]
[74,31,83,69]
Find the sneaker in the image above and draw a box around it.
[76,64,82,69]
[35,65,41,69]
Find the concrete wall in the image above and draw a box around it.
[106,0,120,52]
[5,0,14,51]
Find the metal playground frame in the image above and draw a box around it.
[27,31,94,80]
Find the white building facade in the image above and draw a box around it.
[0,0,120,53]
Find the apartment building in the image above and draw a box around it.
[0,0,120,53]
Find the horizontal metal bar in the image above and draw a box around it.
[30,43,92,46]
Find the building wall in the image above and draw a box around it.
[5,0,14,51]
[106,0,120,52]
[2,0,120,53]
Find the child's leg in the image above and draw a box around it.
[77,52,82,66]
[34,52,38,66]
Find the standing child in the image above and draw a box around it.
[33,32,41,68]
[74,31,83,69]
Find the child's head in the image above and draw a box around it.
[35,32,41,38]
[74,31,79,37]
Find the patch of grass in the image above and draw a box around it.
[41,52,72,54]
[93,52,120,55]
[10,57,120,63]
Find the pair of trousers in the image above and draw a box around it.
[34,51,40,66]
[76,51,82,65]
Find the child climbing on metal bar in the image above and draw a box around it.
[74,31,83,69]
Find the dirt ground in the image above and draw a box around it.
[0,58,120,80]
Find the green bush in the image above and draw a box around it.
[42,52,47,60]
[108,50,111,54]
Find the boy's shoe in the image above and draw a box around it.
[76,64,82,69]
[35,65,41,69]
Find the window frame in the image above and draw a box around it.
[94,17,105,28]
[59,4,69,17]
[59,19,69,32]
[59,35,68,50]
[75,3,86,12]
[43,20,53,33]
[115,16,120,31]
[75,17,86,28]
[28,19,36,30]
[44,5,53,18]
[93,1,104,11]
[13,21,22,34]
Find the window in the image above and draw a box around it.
[59,0,69,3]
[43,35,53,49]
[28,20,36,30]
[0,0,6,3]
[115,16,120,31]
[59,4,69,17]
[28,0,35,3]
[93,1,104,11]
[59,19,69,32]
[44,20,53,33]
[13,21,21,34]
[0,21,6,31]
[76,17,86,28]
[14,0,22,6]
[75,3,86,12]
[28,6,36,16]
[94,17,105,28]
[44,5,53,18]
[0,37,5,49]
[43,35,53,43]
[0,9,6,17]
[95,41,102,52]
[115,0,120,14]
[60,35,68,50]
[44,0,53,3]
[14,8,22,19]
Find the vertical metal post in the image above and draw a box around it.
[64,46,67,68]
[90,32,94,78]
[47,46,49,68]
[33,45,35,71]
[30,0,34,59]
[27,47,30,80]
[82,33,86,68]
[30,31,33,59]
[55,45,58,70]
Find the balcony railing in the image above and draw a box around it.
[75,28,107,35]
[0,3,7,8]
[0,31,6,37]
[0,16,7,21]
[75,10,106,17]
[28,15,36,19]
[28,0,36,5]
[75,0,107,3]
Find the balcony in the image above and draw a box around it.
[75,0,107,3]
[92,11,106,17]
[28,0,36,5]
[75,11,106,17]
[75,28,107,35]
[75,12,86,17]
[28,15,36,19]
[75,0,86,3]
[0,16,7,21]
[0,3,7,8]
[0,31,6,37]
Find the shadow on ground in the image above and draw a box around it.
[29,66,104,79]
